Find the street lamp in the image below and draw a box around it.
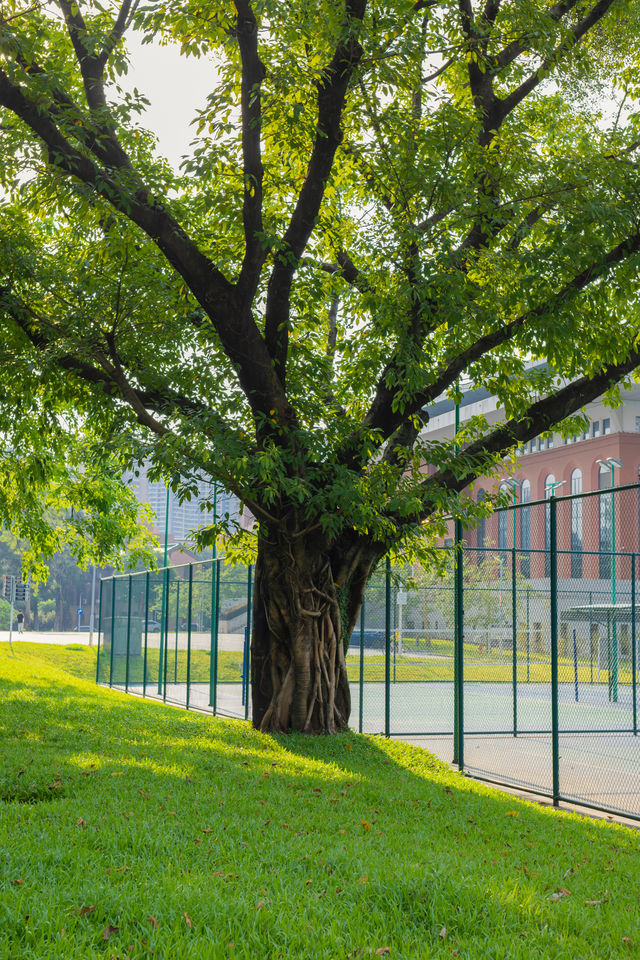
[545,480,565,580]
[545,479,566,496]
[596,457,622,701]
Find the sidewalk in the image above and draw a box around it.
[0,631,93,646]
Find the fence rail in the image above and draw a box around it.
[97,482,640,821]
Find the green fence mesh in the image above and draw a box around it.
[97,483,640,821]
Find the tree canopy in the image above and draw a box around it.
[1,0,640,730]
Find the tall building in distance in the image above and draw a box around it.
[128,467,248,546]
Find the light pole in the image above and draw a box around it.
[88,565,97,648]
[503,477,523,732]
[453,379,463,766]
[545,479,565,587]
[158,484,171,695]
[597,457,622,701]
[503,478,523,550]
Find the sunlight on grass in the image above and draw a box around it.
[0,642,638,959]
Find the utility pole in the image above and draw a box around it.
[89,565,97,647]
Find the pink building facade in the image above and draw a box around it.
[425,380,640,581]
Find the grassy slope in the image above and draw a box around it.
[0,643,638,960]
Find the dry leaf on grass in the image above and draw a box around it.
[147,916,158,930]
[102,925,120,940]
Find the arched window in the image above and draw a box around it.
[498,483,508,552]
[544,475,556,577]
[520,479,531,577]
[477,489,486,560]
[571,469,583,578]
[599,464,612,579]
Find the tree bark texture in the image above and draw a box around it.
[251,530,352,734]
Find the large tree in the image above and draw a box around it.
[1,0,640,732]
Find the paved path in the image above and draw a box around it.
[0,631,93,646]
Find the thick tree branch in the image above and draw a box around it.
[341,222,640,468]
[1,287,247,442]
[57,0,132,169]
[483,0,502,24]
[235,0,267,299]
[357,0,629,457]
[454,0,507,256]
[96,0,140,72]
[498,0,619,119]
[264,0,366,385]
[0,67,293,423]
[493,0,580,72]
[418,346,640,512]
[405,225,640,430]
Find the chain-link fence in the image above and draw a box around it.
[97,482,640,821]
[98,560,253,720]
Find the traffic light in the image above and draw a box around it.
[14,578,27,603]
[2,576,11,601]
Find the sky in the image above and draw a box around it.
[122,34,218,169]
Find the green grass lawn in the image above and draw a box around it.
[1,642,639,959]
[96,640,626,686]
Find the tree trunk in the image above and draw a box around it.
[251,530,351,734]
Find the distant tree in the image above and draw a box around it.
[1,0,640,731]
[0,529,110,630]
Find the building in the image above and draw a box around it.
[424,379,640,581]
[127,466,247,547]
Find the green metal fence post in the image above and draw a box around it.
[109,577,116,688]
[526,586,530,683]
[453,543,459,762]
[455,519,464,771]
[453,385,461,763]
[392,579,397,685]
[550,494,560,806]
[143,572,150,697]
[96,577,104,685]
[210,561,220,713]
[186,564,193,709]
[158,565,168,696]
[125,574,132,694]
[174,578,180,685]
[589,590,593,684]
[209,558,218,713]
[512,545,517,736]
[385,556,391,738]
[246,564,253,721]
[359,598,365,734]
[163,571,170,702]
[633,554,637,736]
